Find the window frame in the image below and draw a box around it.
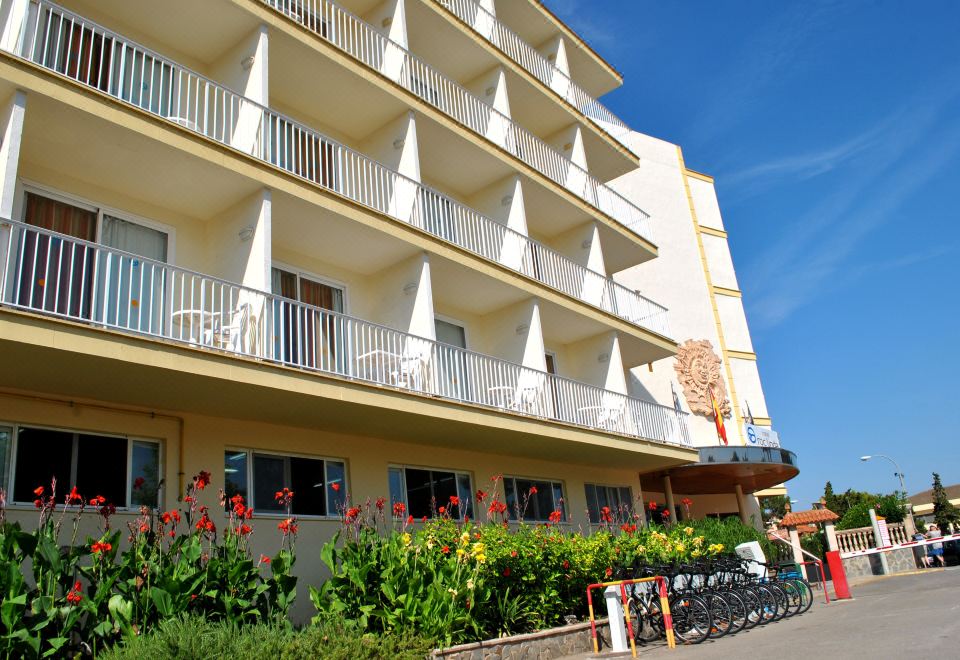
[584,482,634,524]
[224,446,347,519]
[17,180,177,264]
[270,260,349,315]
[388,463,474,521]
[2,421,163,510]
[501,474,566,523]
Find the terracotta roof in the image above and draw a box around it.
[767,524,817,541]
[908,484,960,506]
[780,509,839,526]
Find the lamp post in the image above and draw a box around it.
[860,454,915,536]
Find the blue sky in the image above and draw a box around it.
[544,1,960,507]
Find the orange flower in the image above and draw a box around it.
[33,486,44,497]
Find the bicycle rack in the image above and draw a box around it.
[585,576,675,656]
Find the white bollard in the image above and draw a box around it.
[603,585,628,652]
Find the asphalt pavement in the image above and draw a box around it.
[563,567,960,659]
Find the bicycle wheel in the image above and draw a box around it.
[718,590,748,634]
[630,597,664,644]
[703,592,733,638]
[738,587,762,630]
[779,580,804,617]
[752,585,779,624]
[788,578,815,614]
[670,594,712,644]
[765,582,790,620]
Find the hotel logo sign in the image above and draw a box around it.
[745,424,780,448]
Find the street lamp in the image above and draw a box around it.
[860,455,906,496]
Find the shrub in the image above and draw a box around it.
[98,616,434,660]
[0,472,298,658]
[837,495,906,530]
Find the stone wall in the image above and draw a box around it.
[432,621,597,660]
[842,547,923,580]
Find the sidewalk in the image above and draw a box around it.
[561,567,957,659]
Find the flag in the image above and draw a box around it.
[744,399,755,425]
[709,385,728,446]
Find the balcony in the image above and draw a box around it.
[259,0,653,243]
[431,0,634,150]
[0,220,692,447]
[0,0,670,339]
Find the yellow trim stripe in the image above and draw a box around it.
[750,417,773,426]
[712,285,742,298]
[678,148,746,446]
[700,226,728,238]
[727,350,757,361]
[685,169,715,183]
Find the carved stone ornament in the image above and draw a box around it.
[674,339,731,419]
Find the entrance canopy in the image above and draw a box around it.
[640,446,799,495]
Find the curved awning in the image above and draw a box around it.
[640,446,799,495]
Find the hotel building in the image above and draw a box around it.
[0,0,795,618]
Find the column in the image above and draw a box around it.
[0,89,26,296]
[360,112,421,223]
[210,25,269,155]
[366,0,409,83]
[735,484,748,525]
[465,67,512,148]
[0,0,31,55]
[788,526,804,565]
[663,475,675,524]
[824,519,839,553]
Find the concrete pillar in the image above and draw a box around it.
[465,67,512,149]
[581,223,606,306]
[210,25,269,154]
[869,508,890,574]
[546,124,589,198]
[663,476,675,524]
[824,520,839,553]
[788,526,804,565]
[360,112,421,223]
[0,89,26,297]
[903,503,917,537]
[0,0,31,54]
[470,0,497,39]
[735,483,748,525]
[365,0,409,83]
[539,35,571,99]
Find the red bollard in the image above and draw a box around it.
[825,551,852,600]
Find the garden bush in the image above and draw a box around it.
[98,616,434,660]
[312,480,772,645]
[0,473,297,658]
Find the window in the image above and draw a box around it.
[271,267,345,370]
[5,425,159,507]
[503,476,565,522]
[389,466,473,520]
[584,484,633,524]
[224,450,345,517]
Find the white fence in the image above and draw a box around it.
[3,0,669,338]
[261,0,653,241]
[0,220,692,447]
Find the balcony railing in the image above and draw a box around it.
[2,0,670,339]
[433,0,634,149]
[260,0,652,241]
[0,220,692,447]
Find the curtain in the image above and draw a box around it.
[98,215,168,332]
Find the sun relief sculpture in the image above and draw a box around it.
[674,339,731,418]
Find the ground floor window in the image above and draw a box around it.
[503,476,565,522]
[0,424,159,508]
[224,450,346,517]
[584,484,633,523]
[389,466,473,520]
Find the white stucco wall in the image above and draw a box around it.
[687,176,724,231]
[701,233,739,291]
[729,358,770,420]
[715,294,755,353]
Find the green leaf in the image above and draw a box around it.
[149,587,174,617]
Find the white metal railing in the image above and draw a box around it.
[3,0,669,338]
[260,0,653,241]
[433,1,634,148]
[0,219,692,447]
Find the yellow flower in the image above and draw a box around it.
[460,531,470,544]
[401,533,412,546]
[715,543,724,552]
[466,578,475,590]
[426,539,435,550]
[692,550,702,557]
[684,527,694,536]
[693,536,704,546]
[675,542,686,553]
[475,553,487,564]
[636,545,646,553]
[456,548,466,557]
[471,542,485,555]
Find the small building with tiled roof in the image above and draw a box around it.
[908,484,960,519]
[780,509,839,527]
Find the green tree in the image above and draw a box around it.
[824,481,838,512]
[760,495,789,525]
[932,472,960,530]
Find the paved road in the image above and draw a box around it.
[565,568,960,659]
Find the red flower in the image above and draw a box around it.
[648,501,658,511]
[33,486,44,497]
[194,471,211,490]
[89,495,106,507]
[406,515,414,524]
[162,512,172,525]
[605,567,613,578]
[681,497,693,507]
[376,497,386,511]
[274,491,284,501]
[529,486,538,495]
[503,567,511,577]
[331,482,341,492]
[34,499,42,508]
[278,518,298,536]
[511,550,518,557]
[184,495,195,503]
[139,523,149,533]
[392,501,406,517]
[563,560,570,569]
[549,510,563,524]
[91,541,112,553]
[345,506,362,522]
[259,554,271,564]
[421,516,427,522]
[195,513,216,534]
[661,509,671,520]
[171,510,181,523]
[449,495,460,507]
[441,545,450,554]
[476,489,487,502]
[438,506,446,515]
[65,582,83,605]
[600,506,612,524]
[67,486,82,505]
[237,524,252,536]
[133,477,145,490]
[621,523,637,534]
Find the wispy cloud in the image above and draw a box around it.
[744,90,960,329]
